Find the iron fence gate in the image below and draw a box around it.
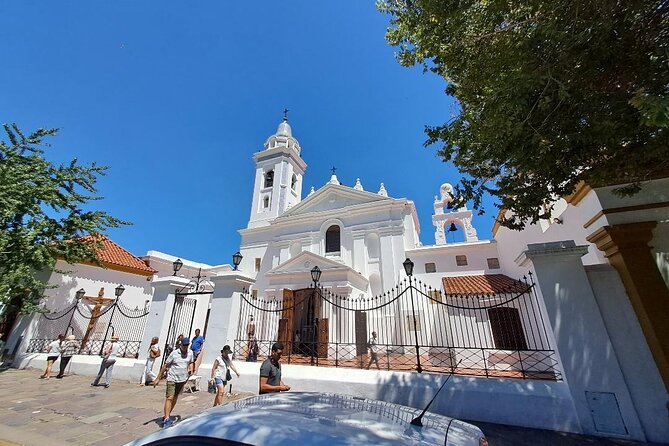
[161,293,198,364]
[26,298,149,358]
[234,273,561,380]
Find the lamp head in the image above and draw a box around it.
[403,258,414,277]
[173,258,183,276]
[232,251,243,271]
[114,284,125,298]
[310,265,322,283]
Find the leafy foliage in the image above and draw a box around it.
[379,0,669,228]
[0,124,127,315]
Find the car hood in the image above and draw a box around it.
[126,392,485,446]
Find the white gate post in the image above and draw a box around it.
[203,272,255,367]
[517,240,645,441]
[139,276,190,363]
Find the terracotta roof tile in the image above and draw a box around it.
[442,274,528,296]
[81,235,156,276]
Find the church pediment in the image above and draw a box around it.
[265,251,368,290]
[276,183,391,220]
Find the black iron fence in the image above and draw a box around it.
[234,273,561,380]
[26,298,149,358]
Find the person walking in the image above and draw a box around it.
[365,331,381,370]
[190,329,204,372]
[140,336,161,385]
[259,342,290,394]
[152,337,194,428]
[91,335,120,388]
[209,345,240,406]
[40,334,64,379]
[56,334,79,378]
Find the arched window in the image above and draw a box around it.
[325,225,341,254]
[264,170,274,188]
[291,174,297,190]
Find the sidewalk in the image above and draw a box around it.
[0,366,663,445]
[0,366,253,446]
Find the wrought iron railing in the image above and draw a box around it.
[26,297,149,358]
[234,273,561,380]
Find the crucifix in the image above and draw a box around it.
[331,166,337,175]
[80,288,115,354]
[283,108,289,121]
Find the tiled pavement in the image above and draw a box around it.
[0,366,664,446]
[0,366,253,446]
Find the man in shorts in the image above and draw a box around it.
[259,342,291,394]
[153,337,194,427]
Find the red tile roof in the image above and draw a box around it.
[81,235,156,276]
[442,274,528,296]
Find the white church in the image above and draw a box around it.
[5,116,669,443]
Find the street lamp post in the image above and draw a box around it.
[99,284,125,355]
[65,288,86,335]
[310,266,322,366]
[403,258,422,373]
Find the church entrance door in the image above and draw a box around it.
[277,287,329,358]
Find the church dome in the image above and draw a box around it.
[276,120,292,137]
[264,117,301,155]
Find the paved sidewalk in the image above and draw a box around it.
[0,366,663,445]
[0,366,253,446]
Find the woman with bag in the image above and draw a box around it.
[140,336,161,385]
[209,345,240,406]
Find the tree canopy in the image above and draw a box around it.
[379,0,669,228]
[0,124,126,316]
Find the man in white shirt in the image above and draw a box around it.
[152,337,194,428]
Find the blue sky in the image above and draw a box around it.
[1,1,497,266]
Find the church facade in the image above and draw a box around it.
[6,116,669,443]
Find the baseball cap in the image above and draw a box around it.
[180,337,190,345]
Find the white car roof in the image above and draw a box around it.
[126,392,485,446]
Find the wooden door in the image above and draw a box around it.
[277,289,294,354]
[317,318,329,358]
[355,311,368,356]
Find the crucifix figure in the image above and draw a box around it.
[331,166,337,175]
[283,108,289,121]
[80,288,115,354]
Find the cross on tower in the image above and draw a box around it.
[331,166,337,175]
[283,108,289,121]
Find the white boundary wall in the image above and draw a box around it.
[13,355,580,434]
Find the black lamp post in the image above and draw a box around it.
[309,266,321,365]
[66,288,86,335]
[172,259,183,276]
[403,258,422,373]
[100,284,124,355]
[232,251,243,271]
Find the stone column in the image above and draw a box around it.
[202,271,255,367]
[517,241,644,440]
[587,222,669,391]
[138,276,190,362]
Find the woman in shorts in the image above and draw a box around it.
[41,334,64,379]
[209,345,240,406]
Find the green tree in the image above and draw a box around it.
[379,0,669,228]
[0,124,126,317]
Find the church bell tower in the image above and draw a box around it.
[248,113,307,229]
